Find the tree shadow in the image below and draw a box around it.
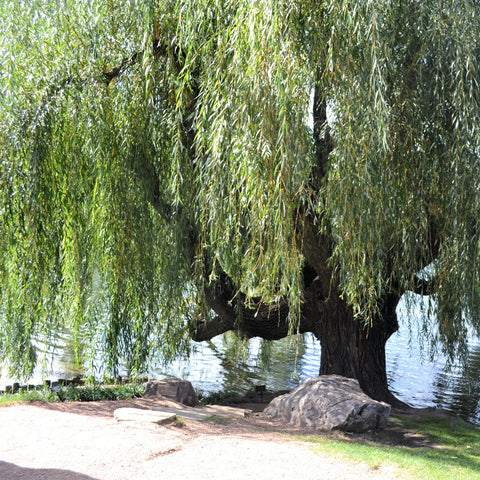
[0,461,99,479]
[29,396,182,419]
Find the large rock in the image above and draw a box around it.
[264,375,390,432]
[143,379,199,407]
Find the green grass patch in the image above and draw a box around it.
[200,414,232,424]
[0,389,56,406]
[302,414,480,480]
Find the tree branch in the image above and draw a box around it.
[103,38,182,85]
[192,283,294,341]
[408,275,437,295]
[190,266,331,342]
[311,76,333,189]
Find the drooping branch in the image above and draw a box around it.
[105,34,199,236]
[103,37,183,85]
[406,216,441,296]
[409,275,438,296]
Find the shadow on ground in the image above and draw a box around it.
[26,397,457,449]
[0,461,98,479]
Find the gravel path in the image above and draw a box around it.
[0,398,406,480]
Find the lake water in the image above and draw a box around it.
[2,295,480,424]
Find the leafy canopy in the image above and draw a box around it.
[1,0,479,378]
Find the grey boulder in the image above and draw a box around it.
[143,378,199,407]
[264,375,390,432]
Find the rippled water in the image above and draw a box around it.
[2,297,480,424]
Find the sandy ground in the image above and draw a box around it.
[0,397,415,480]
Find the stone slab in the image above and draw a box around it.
[152,405,252,422]
[114,408,177,425]
[114,405,251,425]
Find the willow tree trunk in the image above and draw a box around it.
[314,296,404,407]
[299,218,407,406]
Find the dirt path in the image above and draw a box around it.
[0,398,410,480]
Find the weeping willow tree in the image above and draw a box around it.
[1,0,480,405]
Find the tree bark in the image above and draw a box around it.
[307,283,407,407]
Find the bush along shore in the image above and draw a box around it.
[0,375,284,407]
[0,376,148,405]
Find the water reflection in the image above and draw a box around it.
[432,344,480,422]
[385,304,480,423]
[153,333,315,395]
[0,327,86,387]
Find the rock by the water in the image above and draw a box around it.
[144,379,199,407]
[264,375,390,432]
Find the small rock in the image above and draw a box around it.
[264,375,390,433]
[71,375,83,385]
[144,379,199,407]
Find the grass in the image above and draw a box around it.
[172,416,187,427]
[200,414,232,424]
[302,414,480,480]
[0,389,54,406]
[0,383,145,406]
